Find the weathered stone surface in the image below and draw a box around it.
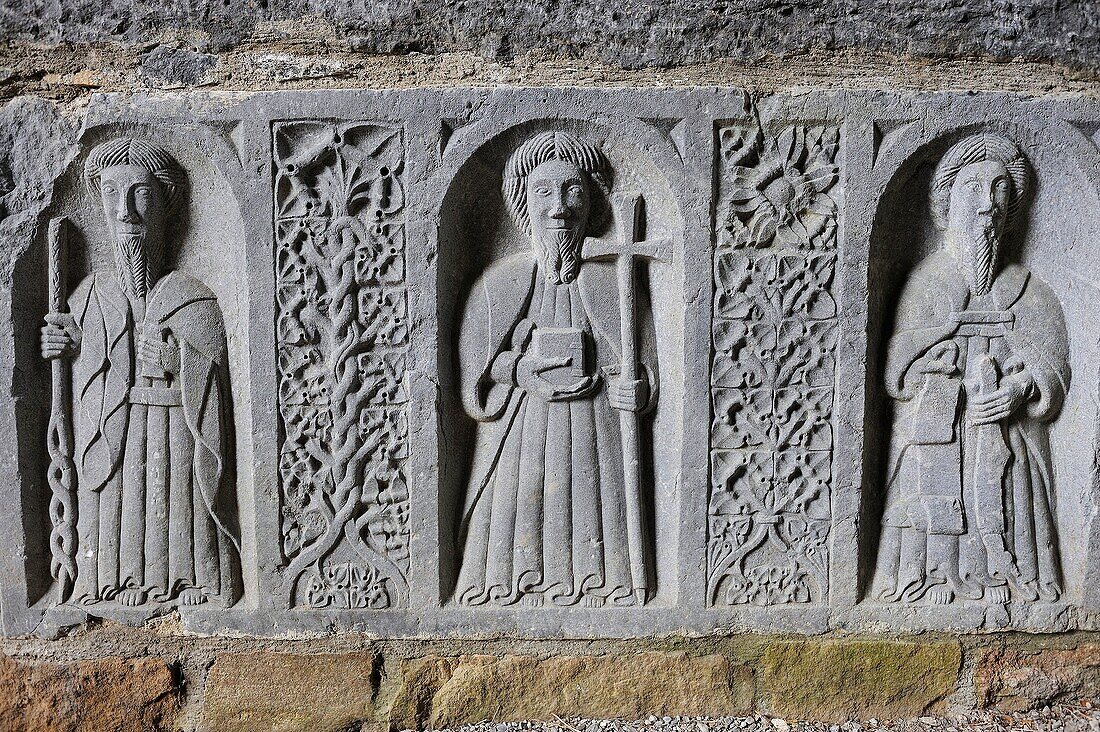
[138,45,218,89]
[2,1,1099,72]
[975,644,1100,712]
[0,654,179,731]
[390,653,753,729]
[760,640,962,721]
[201,651,378,732]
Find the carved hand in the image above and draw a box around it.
[138,331,181,375]
[40,312,80,360]
[515,353,598,402]
[608,373,648,412]
[917,340,960,376]
[969,371,1034,425]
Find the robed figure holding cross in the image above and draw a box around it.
[455,131,665,608]
[872,133,1068,606]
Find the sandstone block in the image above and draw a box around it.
[201,651,377,732]
[389,652,753,729]
[760,640,961,722]
[0,654,179,732]
[975,644,1100,711]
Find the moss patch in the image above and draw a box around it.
[760,639,962,722]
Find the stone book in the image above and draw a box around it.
[532,327,588,386]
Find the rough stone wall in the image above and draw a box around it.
[3,0,1100,71]
[0,631,1097,730]
[2,4,1100,731]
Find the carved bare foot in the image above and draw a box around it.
[177,588,207,606]
[519,593,544,608]
[928,586,953,605]
[582,595,605,608]
[986,585,1010,604]
[116,588,147,607]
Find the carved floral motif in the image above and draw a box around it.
[708,123,840,606]
[273,121,410,609]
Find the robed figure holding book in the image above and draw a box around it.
[455,131,658,607]
[872,133,1068,606]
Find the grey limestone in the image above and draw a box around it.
[2,1,1099,73]
[0,88,1099,639]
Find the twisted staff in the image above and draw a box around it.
[45,217,77,602]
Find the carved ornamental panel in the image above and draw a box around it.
[273,121,411,609]
[708,124,840,606]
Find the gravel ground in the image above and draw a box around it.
[417,701,1100,732]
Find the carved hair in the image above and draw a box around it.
[84,137,187,215]
[930,132,1032,230]
[503,131,613,236]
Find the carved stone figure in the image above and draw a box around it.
[872,133,1068,605]
[41,137,240,609]
[455,131,660,607]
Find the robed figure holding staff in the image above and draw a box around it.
[455,131,658,607]
[41,138,239,609]
[873,133,1068,606]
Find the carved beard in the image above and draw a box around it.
[541,228,583,285]
[962,219,999,297]
[113,230,161,301]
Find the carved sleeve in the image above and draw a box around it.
[1011,277,1071,422]
[458,278,514,423]
[884,274,956,401]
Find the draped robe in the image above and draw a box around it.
[455,253,657,607]
[872,250,1068,603]
[68,270,240,607]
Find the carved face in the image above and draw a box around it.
[946,159,1012,295]
[946,159,1011,241]
[99,164,167,243]
[525,158,591,245]
[99,164,167,299]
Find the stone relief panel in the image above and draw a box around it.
[708,123,840,606]
[41,137,241,616]
[870,133,1068,607]
[453,130,667,608]
[3,89,1099,638]
[273,121,411,610]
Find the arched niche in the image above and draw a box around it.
[435,116,687,606]
[9,121,254,618]
[863,118,1100,611]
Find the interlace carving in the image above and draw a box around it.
[274,121,410,609]
[708,124,839,606]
